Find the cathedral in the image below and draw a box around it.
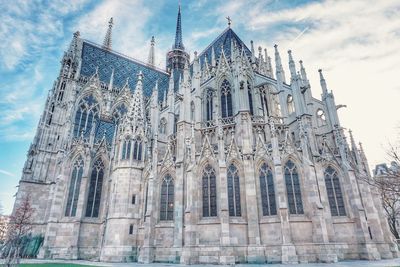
[13,6,398,264]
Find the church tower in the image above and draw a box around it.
[166,5,189,91]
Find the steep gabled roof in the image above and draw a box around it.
[197,27,252,68]
[80,40,169,100]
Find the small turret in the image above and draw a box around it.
[147,36,155,67]
[103,17,113,50]
[288,50,297,79]
[318,69,328,96]
[274,44,286,83]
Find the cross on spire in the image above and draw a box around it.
[226,16,232,28]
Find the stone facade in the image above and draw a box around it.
[12,7,398,264]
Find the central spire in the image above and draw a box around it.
[174,4,184,50]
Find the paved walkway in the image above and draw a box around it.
[11,258,400,266]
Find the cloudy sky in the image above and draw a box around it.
[1,0,400,214]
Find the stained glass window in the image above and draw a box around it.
[284,160,303,214]
[324,166,346,216]
[112,103,128,125]
[57,81,66,101]
[73,95,99,137]
[85,159,104,217]
[121,138,131,160]
[65,157,84,217]
[206,88,213,121]
[160,174,174,221]
[221,80,233,118]
[202,165,217,217]
[247,81,254,115]
[227,164,241,216]
[259,163,277,216]
[133,138,142,160]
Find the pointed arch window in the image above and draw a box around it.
[220,80,233,118]
[259,163,277,216]
[247,81,254,115]
[112,103,128,125]
[160,174,174,221]
[190,101,195,122]
[65,157,84,217]
[287,94,295,114]
[227,164,241,217]
[86,159,104,217]
[324,166,346,216]
[202,165,217,217]
[73,95,99,137]
[316,109,327,126]
[205,88,214,121]
[121,137,132,160]
[284,160,303,214]
[159,118,167,134]
[57,81,66,101]
[133,137,143,160]
[46,103,55,126]
[259,87,270,117]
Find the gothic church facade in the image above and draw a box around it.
[13,7,398,264]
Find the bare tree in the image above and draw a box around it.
[2,195,34,267]
[0,202,7,245]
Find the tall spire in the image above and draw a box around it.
[103,17,113,50]
[318,69,328,96]
[174,5,184,50]
[147,36,155,66]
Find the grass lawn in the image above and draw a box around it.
[21,264,104,267]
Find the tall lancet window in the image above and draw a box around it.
[160,174,174,221]
[159,118,167,134]
[121,137,132,160]
[284,160,303,214]
[57,81,66,101]
[202,165,217,217]
[65,157,84,217]
[133,137,143,160]
[112,103,128,125]
[206,88,214,121]
[259,163,277,216]
[227,164,241,217]
[259,87,270,117]
[73,95,99,137]
[324,166,346,216]
[220,80,233,118]
[287,94,295,114]
[86,159,104,218]
[190,101,195,122]
[247,81,254,115]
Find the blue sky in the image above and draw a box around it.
[1,0,400,214]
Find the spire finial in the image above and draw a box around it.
[174,4,184,49]
[147,36,155,66]
[103,17,113,50]
[226,16,232,28]
[319,69,328,95]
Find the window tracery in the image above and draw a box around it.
[202,165,217,217]
[324,166,346,216]
[220,80,233,118]
[65,157,84,217]
[284,160,303,214]
[227,164,241,216]
[85,158,104,217]
[160,174,174,221]
[259,163,277,216]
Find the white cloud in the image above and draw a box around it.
[0,169,15,177]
